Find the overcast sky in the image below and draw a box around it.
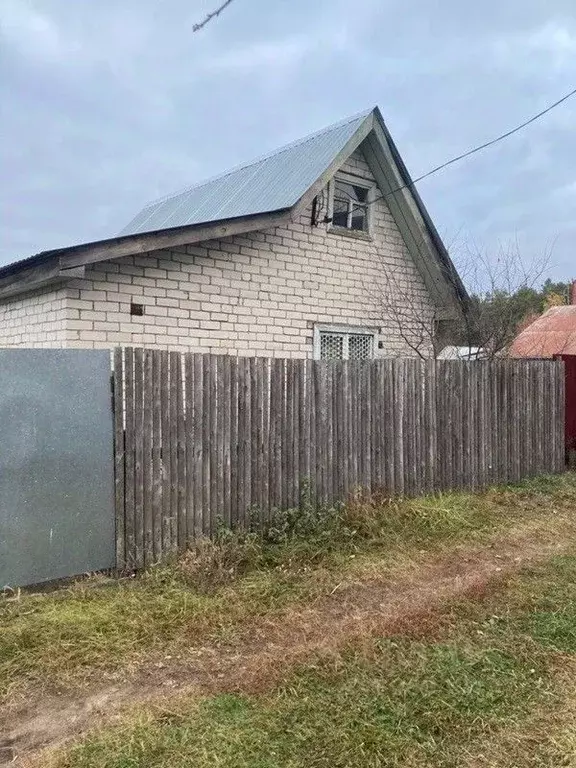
[2,0,575,282]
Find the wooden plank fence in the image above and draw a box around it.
[113,349,566,569]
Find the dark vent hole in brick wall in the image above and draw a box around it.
[130,303,144,317]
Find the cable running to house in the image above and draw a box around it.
[371,85,576,205]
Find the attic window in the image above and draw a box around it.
[331,178,371,233]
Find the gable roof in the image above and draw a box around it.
[0,107,468,313]
[121,110,372,236]
[510,305,576,358]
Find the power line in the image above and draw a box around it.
[319,88,576,302]
[193,0,236,32]
[370,85,576,205]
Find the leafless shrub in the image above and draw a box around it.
[373,236,553,359]
[451,238,553,357]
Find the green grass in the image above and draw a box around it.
[502,555,576,654]
[2,473,575,703]
[56,554,576,768]
[60,642,548,768]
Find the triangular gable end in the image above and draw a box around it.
[290,108,466,318]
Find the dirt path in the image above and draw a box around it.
[2,522,571,767]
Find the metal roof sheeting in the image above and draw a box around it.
[510,305,576,358]
[120,110,372,236]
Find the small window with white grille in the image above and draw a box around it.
[314,326,375,360]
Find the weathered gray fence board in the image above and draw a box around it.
[166,352,177,552]
[113,348,126,569]
[133,348,145,569]
[281,358,289,510]
[114,352,565,568]
[314,361,324,504]
[215,355,225,529]
[299,360,313,498]
[260,358,270,522]
[184,353,194,544]
[382,362,395,494]
[209,354,219,534]
[222,355,232,528]
[250,358,260,516]
[393,361,405,495]
[161,351,174,555]
[142,350,153,566]
[557,361,566,472]
[227,356,238,528]
[236,357,248,525]
[151,351,162,560]
[124,349,136,567]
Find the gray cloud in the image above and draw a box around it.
[2,0,575,280]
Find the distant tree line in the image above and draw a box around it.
[453,278,572,356]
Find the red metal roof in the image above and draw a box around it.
[510,305,576,358]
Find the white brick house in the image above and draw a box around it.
[0,108,467,358]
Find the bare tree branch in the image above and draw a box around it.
[370,267,439,359]
[193,0,236,32]
[368,231,554,360]
[450,239,553,358]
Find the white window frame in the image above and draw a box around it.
[328,172,374,235]
[313,324,376,361]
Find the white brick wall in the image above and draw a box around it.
[0,150,436,357]
[0,285,68,347]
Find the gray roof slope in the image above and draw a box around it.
[121,110,372,236]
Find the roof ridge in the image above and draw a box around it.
[141,108,374,211]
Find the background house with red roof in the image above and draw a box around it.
[510,282,576,459]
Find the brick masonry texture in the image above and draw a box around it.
[0,286,68,347]
[0,151,436,357]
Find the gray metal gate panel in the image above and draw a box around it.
[0,350,115,587]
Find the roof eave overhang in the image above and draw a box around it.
[0,208,291,300]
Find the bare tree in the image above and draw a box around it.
[372,237,553,360]
[374,269,440,359]
[193,0,236,32]
[447,238,553,358]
